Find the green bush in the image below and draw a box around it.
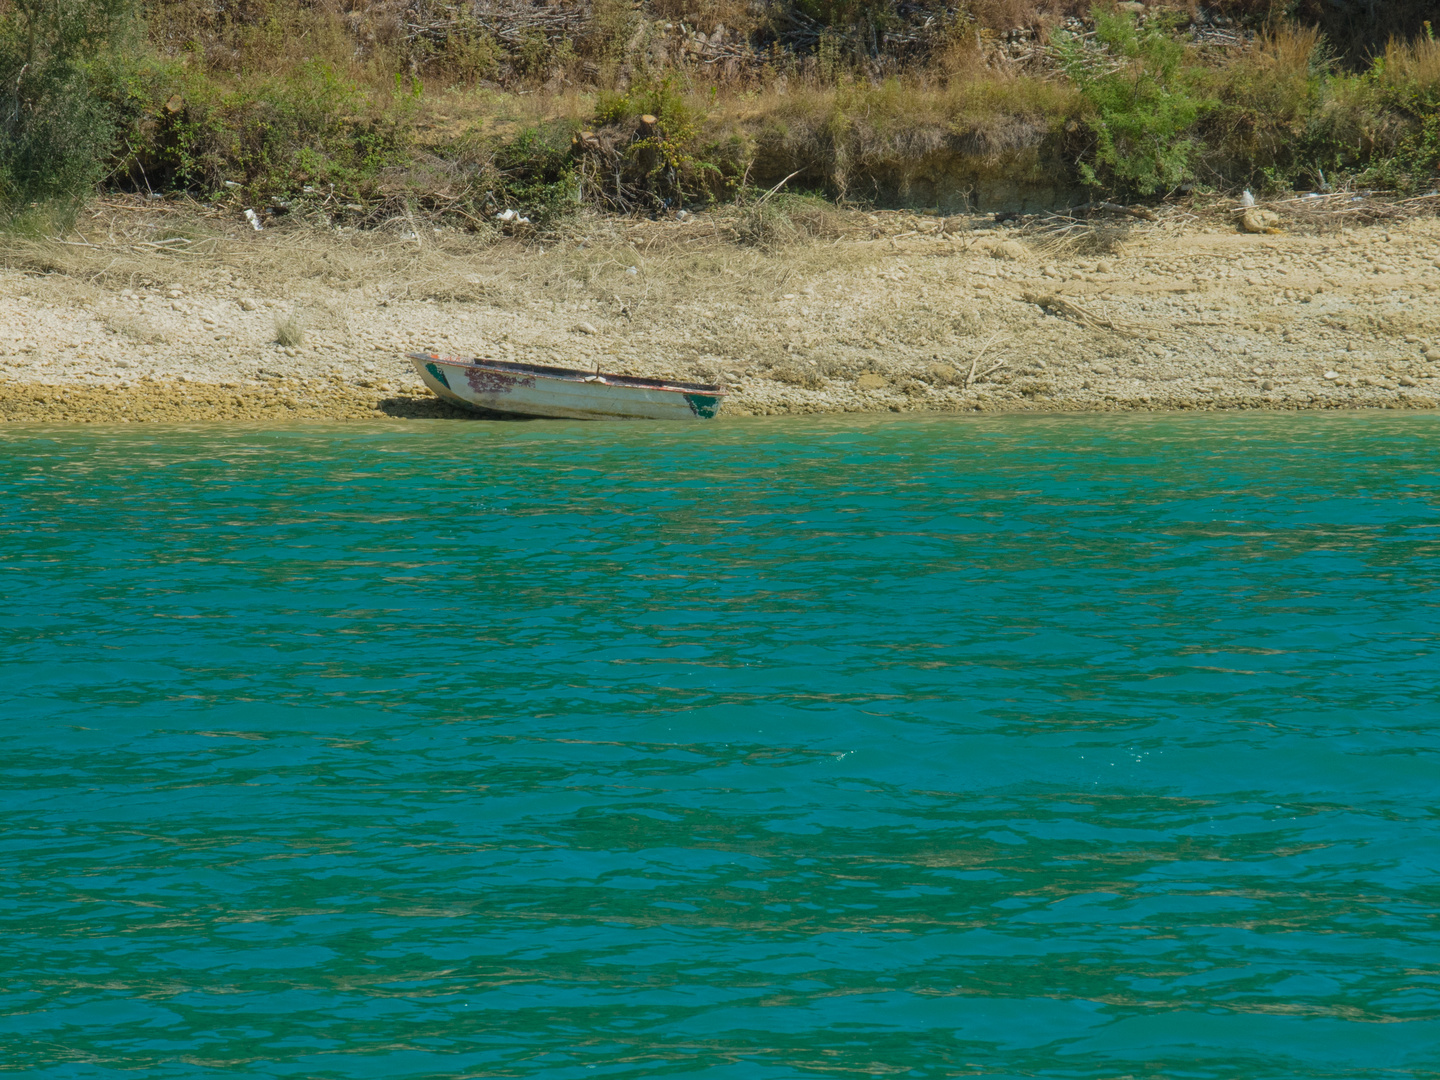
[592,75,729,205]
[101,60,419,200]
[1366,32,1440,191]
[1056,10,1209,197]
[1198,25,1328,190]
[492,121,580,221]
[0,0,136,217]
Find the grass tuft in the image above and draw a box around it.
[274,313,305,348]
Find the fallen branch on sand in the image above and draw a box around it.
[1023,292,1155,339]
[1097,201,1159,221]
[964,331,1007,388]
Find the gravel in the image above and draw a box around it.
[1,209,1437,422]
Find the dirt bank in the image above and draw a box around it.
[2,197,1438,423]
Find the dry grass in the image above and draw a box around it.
[273,311,305,347]
[1378,34,1440,95]
[702,73,1076,199]
[731,74,1076,151]
[386,72,1082,212]
[0,197,891,333]
[1209,21,1325,116]
[1255,22,1325,75]
[100,313,167,344]
[1026,218,1132,257]
[148,0,406,82]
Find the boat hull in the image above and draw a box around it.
[410,353,726,421]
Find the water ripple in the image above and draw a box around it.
[3,413,1440,1078]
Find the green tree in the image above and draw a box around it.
[1057,9,1209,196]
[0,0,135,214]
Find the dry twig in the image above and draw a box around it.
[1024,292,1155,339]
[963,331,1006,388]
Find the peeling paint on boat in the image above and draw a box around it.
[465,366,537,396]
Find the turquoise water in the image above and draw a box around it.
[3,414,1439,1079]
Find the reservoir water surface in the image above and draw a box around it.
[3,413,1438,1078]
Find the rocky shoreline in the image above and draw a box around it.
[1,199,1437,423]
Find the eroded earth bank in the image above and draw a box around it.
[2,198,1438,423]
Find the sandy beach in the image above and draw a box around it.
[1,197,1437,423]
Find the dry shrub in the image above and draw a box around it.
[647,0,760,39]
[765,346,870,388]
[733,202,797,248]
[1072,225,1129,256]
[816,354,864,380]
[101,314,167,345]
[785,201,844,238]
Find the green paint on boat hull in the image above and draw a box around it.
[684,394,720,420]
[425,362,451,390]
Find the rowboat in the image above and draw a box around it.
[410,352,727,421]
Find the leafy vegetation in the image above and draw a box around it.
[591,75,734,206]
[0,0,136,219]
[1366,30,1440,190]
[2,0,1438,225]
[1056,10,1209,196]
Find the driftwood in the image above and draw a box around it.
[1269,189,1440,227]
[1024,292,1154,339]
[963,331,1007,388]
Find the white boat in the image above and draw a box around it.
[409,352,727,421]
